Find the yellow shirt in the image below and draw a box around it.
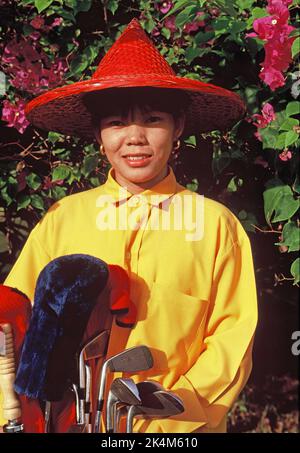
[1,166,258,432]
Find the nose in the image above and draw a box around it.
[126,123,147,146]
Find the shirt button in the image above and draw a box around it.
[125,251,131,261]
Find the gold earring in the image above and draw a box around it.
[100,144,105,155]
[173,139,181,150]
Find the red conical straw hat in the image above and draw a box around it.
[25,18,246,139]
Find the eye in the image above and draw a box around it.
[147,116,162,123]
[108,120,124,126]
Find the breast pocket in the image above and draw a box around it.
[127,281,209,375]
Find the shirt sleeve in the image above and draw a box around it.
[3,214,53,302]
[138,229,258,433]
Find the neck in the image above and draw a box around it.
[113,166,169,194]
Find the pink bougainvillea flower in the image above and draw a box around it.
[183,12,205,34]
[1,38,68,95]
[267,0,292,16]
[164,15,177,33]
[1,98,30,134]
[252,102,276,128]
[279,149,292,161]
[262,102,276,122]
[51,17,63,27]
[247,0,295,91]
[259,65,285,90]
[157,1,173,14]
[30,15,45,30]
[151,26,161,37]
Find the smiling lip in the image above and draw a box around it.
[123,154,153,167]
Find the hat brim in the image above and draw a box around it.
[25,75,246,139]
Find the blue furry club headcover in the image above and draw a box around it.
[14,254,109,401]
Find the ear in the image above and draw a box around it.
[174,113,186,140]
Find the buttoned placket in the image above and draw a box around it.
[122,195,152,276]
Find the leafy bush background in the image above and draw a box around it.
[0,0,299,432]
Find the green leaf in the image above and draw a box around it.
[286,101,300,117]
[275,221,300,252]
[238,211,257,233]
[161,0,191,20]
[0,71,6,96]
[143,17,156,34]
[48,132,64,144]
[247,7,267,28]
[184,135,196,146]
[34,0,53,13]
[186,178,198,192]
[212,17,232,36]
[238,210,247,220]
[263,182,299,225]
[52,165,71,181]
[291,258,300,285]
[17,194,31,211]
[279,117,299,132]
[227,177,243,192]
[292,175,300,194]
[107,0,118,15]
[64,0,92,14]
[160,27,171,40]
[185,46,201,64]
[285,130,299,148]
[292,36,300,58]
[51,185,67,201]
[31,194,44,210]
[26,173,42,190]
[175,5,198,29]
[259,127,278,149]
[82,155,99,177]
[194,31,215,45]
[275,132,287,149]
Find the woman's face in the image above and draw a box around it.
[98,104,185,192]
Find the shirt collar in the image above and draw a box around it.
[100,166,178,207]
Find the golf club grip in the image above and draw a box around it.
[0,323,22,421]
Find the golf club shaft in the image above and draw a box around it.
[126,405,134,433]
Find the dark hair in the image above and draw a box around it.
[82,87,190,130]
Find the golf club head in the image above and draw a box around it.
[126,390,185,433]
[77,330,110,424]
[83,330,110,361]
[136,380,164,395]
[109,345,153,373]
[106,378,141,433]
[113,380,164,433]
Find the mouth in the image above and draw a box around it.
[122,153,153,167]
[122,153,152,160]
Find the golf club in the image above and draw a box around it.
[93,345,153,433]
[106,378,141,433]
[113,380,164,433]
[126,390,184,433]
[78,330,110,424]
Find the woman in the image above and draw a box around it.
[2,19,258,433]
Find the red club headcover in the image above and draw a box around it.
[0,284,44,433]
[108,265,137,328]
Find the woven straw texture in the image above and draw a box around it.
[25,18,246,139]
